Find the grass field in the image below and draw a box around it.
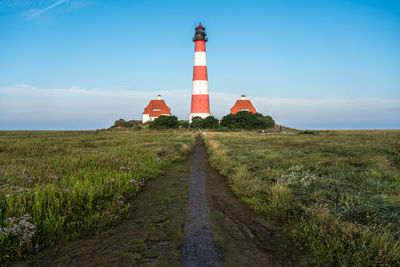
[0,130,194,262]
[204,130,400,266]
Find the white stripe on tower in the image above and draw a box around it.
[192,80,208,94]
[194,52,207,66]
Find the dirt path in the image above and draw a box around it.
[181,136,221,267]
[15,135,312,267]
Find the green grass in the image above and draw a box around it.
[0,130,194,262]
[204,130,400,266]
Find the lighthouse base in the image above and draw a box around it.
[189,113,211,123]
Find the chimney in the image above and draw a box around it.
[157,94,161,100]
[241,94,246,100]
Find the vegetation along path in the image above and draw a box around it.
[17,155,192,266]
[202,137,312,267]
[17,133,310,267]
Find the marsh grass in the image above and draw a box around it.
[204,130,400,266]
[0,130,194,262]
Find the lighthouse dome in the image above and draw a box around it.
[196,23,205,29]
[193,23,207,42]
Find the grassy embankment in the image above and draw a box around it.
[204,130,400,266]
[0,130,195,262]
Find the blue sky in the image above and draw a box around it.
[0,0,399,129]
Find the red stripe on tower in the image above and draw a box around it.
[195,40,206,52]
[193,66,208,81]
[191,95,210,113]
[190,23,211,122]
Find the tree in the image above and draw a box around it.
[190,116,220,129]
[178,120,189,129]
[190,116,203,129]
[149,115,179,129]
[261,115,275,129]
[112,119,137,128]
[201,116,219,129]
[113,118,128,127]
[220,111,275,129]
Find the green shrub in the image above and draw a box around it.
[220,111,275,130]
[178,120,189,129]
[298,130,315,135]
[200,116,220,129]
[111,119,139,128]
[190,117,203,129]
[190,116,220,129]
[149,115,179,129]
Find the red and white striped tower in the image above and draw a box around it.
[189,23,211,122]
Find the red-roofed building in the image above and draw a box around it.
[230,95,257,114]
[142,95,171,123]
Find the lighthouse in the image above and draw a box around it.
[189,23,211,122]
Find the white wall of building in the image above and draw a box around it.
[142,113,171,123]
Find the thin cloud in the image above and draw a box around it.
[0,85,399,130]
[25,0,68,19]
